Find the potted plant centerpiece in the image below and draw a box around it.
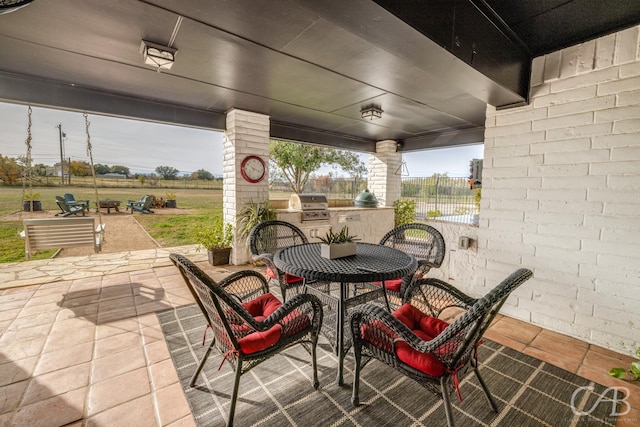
[319,226,358,259]
[193,218,233,265]
[165,192,177,208]
[23,191,42,212]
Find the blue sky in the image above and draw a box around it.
[1,102,482,177]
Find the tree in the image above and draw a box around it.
[269,139,366,193]
[155,165,179,180]
[0,154,20,185]
[69,160,92,176]
[94,164,111,175]
[110,165,130,175]
[191,168,214,180]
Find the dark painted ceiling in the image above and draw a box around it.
[1,0,639,152]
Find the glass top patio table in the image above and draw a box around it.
[274,242,417,385]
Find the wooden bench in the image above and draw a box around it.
[21,217,105,260]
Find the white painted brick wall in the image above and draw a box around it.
[368,140,401,207]
[479,25,640,355]
[223,109,270,265]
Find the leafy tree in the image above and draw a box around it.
[110,165,130,175]
[155,165,179,180]
[69,160,92,176]
[146,173,159,186]
[191,169,214,180]
[0,154,20,185]
[270,139,366,194]
[32,163,49,177]
[94,164,111,175]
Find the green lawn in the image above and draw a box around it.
[0,186,225,263]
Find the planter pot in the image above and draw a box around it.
[320,242,357,259]
[165,200,177,208]
[208,247,231,265]
[23,200,42,211]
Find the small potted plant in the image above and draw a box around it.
[237,199,276,240]
[193,219,233,265]
[165,192,177,208]
[23,191,42,212]
[319,226,358,259]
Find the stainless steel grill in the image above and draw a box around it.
[289,194,330,221]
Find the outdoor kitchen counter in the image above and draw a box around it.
[276,206,394,244]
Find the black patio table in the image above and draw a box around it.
[274,242,417,385]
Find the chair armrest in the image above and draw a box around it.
[258,293,323,334]
[350,303,456,356]
[403,277,478,317]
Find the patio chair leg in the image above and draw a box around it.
[189,338,215,387]
[440,376,456,427]
[312,332,319,389]
[473,365,499,413]
[351,343,361,406]
[227,359,243,427]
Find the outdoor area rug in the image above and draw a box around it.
[158,304,622,427]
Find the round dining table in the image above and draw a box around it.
[274,242,417,385]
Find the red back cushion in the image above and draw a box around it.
[266,267,305,284]
[392,304,449,377]
[372,278,403,292]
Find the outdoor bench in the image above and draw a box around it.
[20,217,105,260]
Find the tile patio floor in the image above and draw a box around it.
[0,247,638,426]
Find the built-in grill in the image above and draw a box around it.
[289,193,330,221]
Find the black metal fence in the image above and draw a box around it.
[402,176,479,224]
[271,175,479,225]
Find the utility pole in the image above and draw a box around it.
[57,124,64,185]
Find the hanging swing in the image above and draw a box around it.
[20,105,40,213]
[84,112,106,242]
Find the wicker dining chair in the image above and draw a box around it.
[376,223,446,309]
[248,220,310,301]
[169,253,323,427]
[350,268,533,427]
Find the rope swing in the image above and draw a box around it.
[21,105,34,212]
[84,113,106,242]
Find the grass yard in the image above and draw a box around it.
[0,186,225,263]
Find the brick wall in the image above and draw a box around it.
[368,140,402,207]
[479,26,640,355]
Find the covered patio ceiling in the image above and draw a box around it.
[1,0,639,152]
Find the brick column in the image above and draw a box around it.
[223,109,270,265]
[367,140,402,207]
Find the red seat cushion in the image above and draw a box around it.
[392,304,449,377]
[266,267,305,284]
[372,278,403,292]
[229,293,310,354]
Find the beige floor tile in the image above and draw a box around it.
[0,298,28,312]
[166,414,197,427]
[0,322,52,345]
[0,356,38,387]
[0,411,15,425]
[23,293,64,308]
[87,367,150,415]
[96,318,140,340]
[22,362,90,406]
[7,311,57,330]
[94,330,143,359]
[523,346,581,373]
[141,324,165,345]
[0,380,29,414]
[529,329,588,363]
[145,340,171,365]
[34,341,94,376]
[155,382,191,426]
[43,324,96,354]
[0,308,22,322]
[12,386,85,427]
[2,336,47,362]
[85,394,155,427]
[92,345,146,382]
[483,329,528,352]
[150,358,179,390]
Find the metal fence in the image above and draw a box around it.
[271,175,479,225]
[402,176,479,224]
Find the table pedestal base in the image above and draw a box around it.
[305,281,389,385]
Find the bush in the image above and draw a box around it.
[426,209,442,218]
[393,199,416,226]
[193,219,233,250]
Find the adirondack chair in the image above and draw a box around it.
[55,196,86,217]
[126,195,154,214]
[63,193,90,210]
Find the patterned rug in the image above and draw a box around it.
[158,304,621,427]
